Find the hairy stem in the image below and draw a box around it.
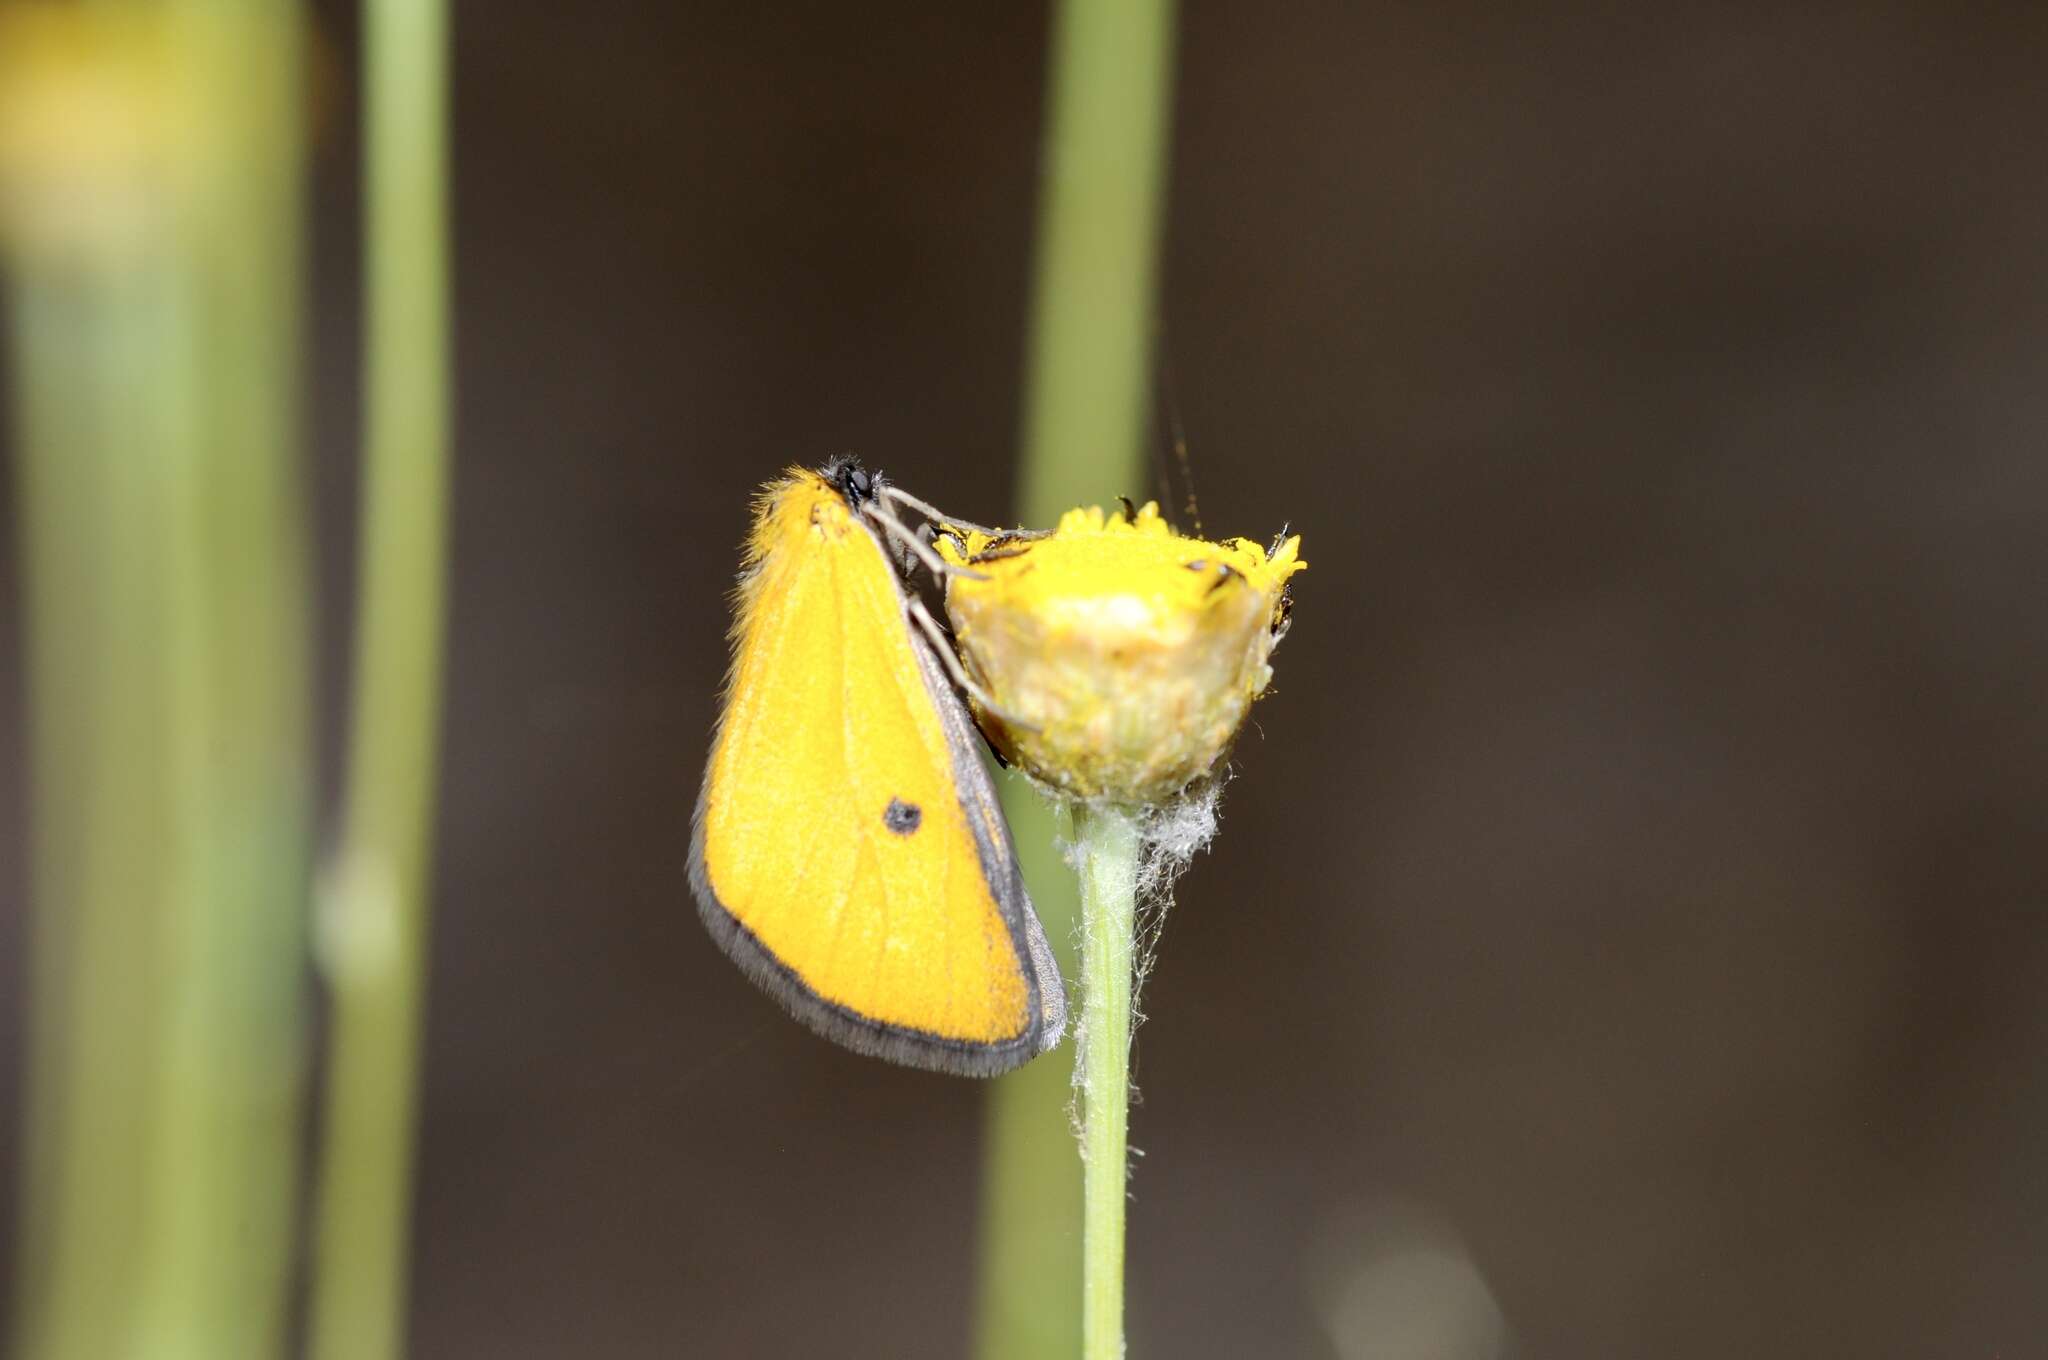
[1075,803,1142,1359]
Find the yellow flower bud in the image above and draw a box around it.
[940,500,1304,805]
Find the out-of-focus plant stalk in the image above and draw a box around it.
[975,1,1177,1357]
[974,804,1081,1360]
[306,0,451,1354]
[2,5,313,1357]
[1013,0,1178,527]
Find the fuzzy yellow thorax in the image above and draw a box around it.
[939,500,1304,804]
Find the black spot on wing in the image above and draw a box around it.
[884,798,922,835]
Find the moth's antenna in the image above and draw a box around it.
[879,483,1003,538]
[1158,340,1203,537]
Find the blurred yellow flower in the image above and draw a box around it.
[0,5,301,269]
[0,7,192,265]
[941,500,1304,805]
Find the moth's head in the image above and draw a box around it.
[821,455,883,513]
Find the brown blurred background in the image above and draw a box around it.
[5,3,2047,1356]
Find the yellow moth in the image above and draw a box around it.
[691,460,1066,1076]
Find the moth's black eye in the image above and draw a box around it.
[883,798,922,835]
[823,456,875,508]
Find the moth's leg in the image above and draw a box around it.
[902,594,1040,733]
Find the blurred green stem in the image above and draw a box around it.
[1014,0,1179,525]
[973,794,1082,1360]
[976,0,1176,1357]
[7,8,312,1358]
[306,0,452,1355]
[1074,804,1141,1360]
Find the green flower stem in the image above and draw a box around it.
[306,0,452,1354]
[1074,802,1142,1360]
[976,0,1176,1356]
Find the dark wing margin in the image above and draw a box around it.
[905,626,1068,1054]
[688,624,1068,1079]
